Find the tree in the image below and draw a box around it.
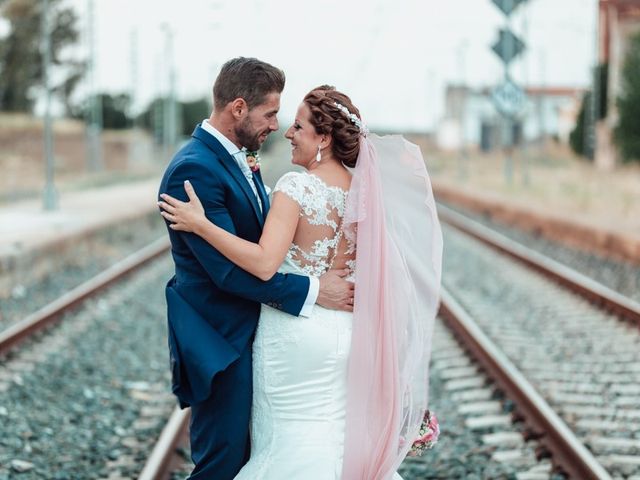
[180,98,210,136]
[101,93,131,129]
[569,63,608,161]
[614,31,640,163]
[597,63,608,121]
[138,97,167,144]
[0,0,84,112]
[569,91,594,159]
[139,96,211,142]
[72,93,132,129]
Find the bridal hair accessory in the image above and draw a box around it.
[245,150,261,172]
[406,410,440,457]
[316,145,322,162]
[333,102,367,135]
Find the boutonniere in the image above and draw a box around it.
[246,151,261,172]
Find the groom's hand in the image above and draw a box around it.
[317,269,355,312]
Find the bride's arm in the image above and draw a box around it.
[159,180,299,281]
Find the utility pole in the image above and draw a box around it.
[129,28,138,128]
[162,23,177,160]
[426,66,435,135]
[489,0,528,185]
[86,0,103,171]
[153,54,163,152]
[520,0,531,186]
[457,40,469,180]
[41,0,57,210]
[537,49,546,150]
[128,28,144,168]
[587,2,600,163]
[592,0,603,167]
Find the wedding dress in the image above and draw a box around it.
[233,170,403,480]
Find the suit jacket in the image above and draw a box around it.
[158,124,310,408]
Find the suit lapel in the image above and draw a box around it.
[192,126,265,227]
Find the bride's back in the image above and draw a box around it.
[273,170,355,278]
[239,168,357,480]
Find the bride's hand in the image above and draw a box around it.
[158,180,206,233]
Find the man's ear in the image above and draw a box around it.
[230,98,248,119]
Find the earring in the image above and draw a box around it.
[316,145,322,162]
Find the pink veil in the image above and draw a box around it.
[340,133,443,479]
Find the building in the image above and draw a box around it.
[595,0,640,168]
[436,84,585,153]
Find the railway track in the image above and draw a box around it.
[5,207,636,479]
[0,237,175,479]
[141,209,639,479]
[439,290,611,479]
[437,203,640,326]
[439,208,640,479]
[0,237,170,357]
[140,207,640,480]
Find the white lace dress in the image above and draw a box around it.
[234,171,403,480]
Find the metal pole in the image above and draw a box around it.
[589,66,599,161]
[161,24,176,160]
[168,49,177,156]
[152,53,163,153]
[538,49,546,151]
[87,0,103,171]
[521,0,530,186]
[504,4,515,185]
[592,0,603,166]
[427,66,435,135]
[41,0,57,210]
[129,28,138,128]
[457,41,468,180]
[128,28,142,168]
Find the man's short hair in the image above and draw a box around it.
[213,57,285,111]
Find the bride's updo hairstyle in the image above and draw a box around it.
[303,85,362,168]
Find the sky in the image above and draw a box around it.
[65,0,597,131]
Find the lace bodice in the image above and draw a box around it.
[273,171,356,277]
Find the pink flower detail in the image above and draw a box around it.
[406,410,440,457]
[246,152,260,172]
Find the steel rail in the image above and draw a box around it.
[439,288,612,480]
[0,237,170,357]
[437,203,640,326]
[138,406,190,480]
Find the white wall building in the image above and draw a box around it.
[436,84,585,152]
[596,0,640,168]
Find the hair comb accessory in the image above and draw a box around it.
[333,102,368,135]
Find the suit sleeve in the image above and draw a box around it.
[162,159,310,316]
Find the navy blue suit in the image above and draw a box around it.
[158,125,310,479]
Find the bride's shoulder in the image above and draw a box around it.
[272,171,311,204]
[276,170,304,182]
[274,170,313,190]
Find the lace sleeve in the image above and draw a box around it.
[273,171,306,206]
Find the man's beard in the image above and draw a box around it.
[236,117,267,152]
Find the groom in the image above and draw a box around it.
[158,57,354,479]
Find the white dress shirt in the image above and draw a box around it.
[200,120,319,316]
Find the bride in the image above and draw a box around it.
[159,85,443,479]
